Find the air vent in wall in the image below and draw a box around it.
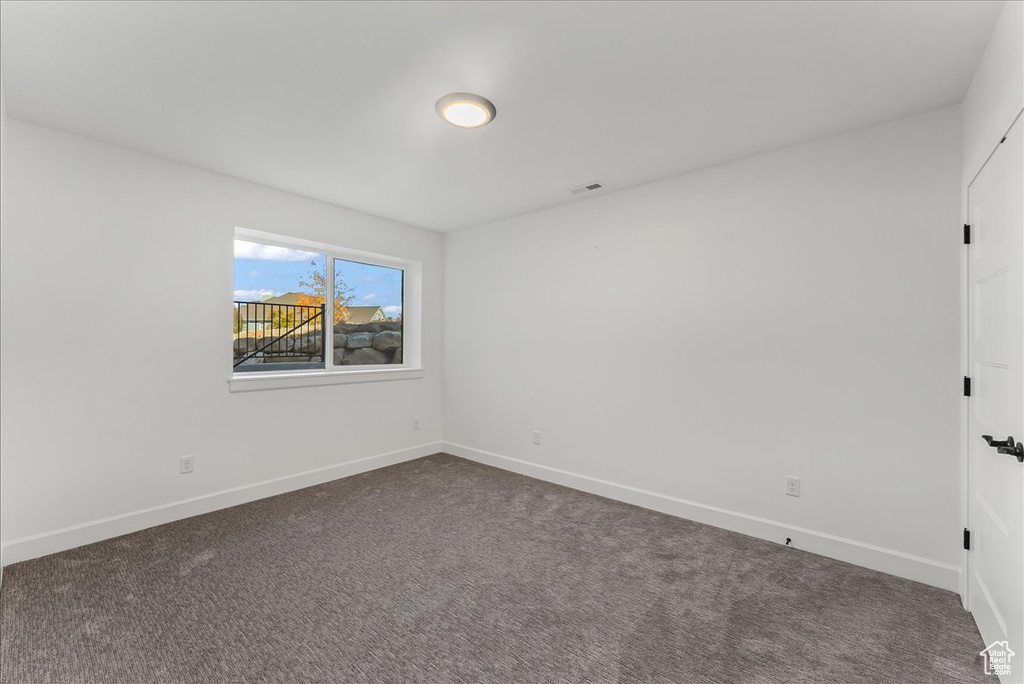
[568,181,603,196]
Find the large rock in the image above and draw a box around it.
[372,331,402,351]
[381,322,402,332]
[336,322,385,334]
[333,348,347,365]
[340,348,389,365]
[392,347,403,364]
[333,333,348,349]
[290,334,320,353]
[346,332,375,348]
[233,338,256,354]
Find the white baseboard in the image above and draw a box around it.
[1,442,442,567]
[443,442,961,593]
[3,441,961,594]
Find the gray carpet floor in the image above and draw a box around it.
[1,453,989,683]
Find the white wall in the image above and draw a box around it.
[962,0,1023,184]
[0,120,444,562]
[443,107,963,589]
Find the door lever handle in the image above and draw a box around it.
[996,442,1024,463]
[982,435,1014,448]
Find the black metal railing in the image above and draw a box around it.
[233,301,325,368]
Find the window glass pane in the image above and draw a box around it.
[332,258,403,366]
[233,239,326,372]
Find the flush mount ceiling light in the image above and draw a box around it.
[435,92,496,128]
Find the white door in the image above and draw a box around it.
[968,113,1024,683]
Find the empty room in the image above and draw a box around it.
[1,1,1022,682]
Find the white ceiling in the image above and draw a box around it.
[0,1,1003,232]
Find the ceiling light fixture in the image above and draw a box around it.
[435,92,496,128]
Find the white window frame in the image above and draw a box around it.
[229,227,424,392]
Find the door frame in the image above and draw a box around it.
[960,107,1024,609]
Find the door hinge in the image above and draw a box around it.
[964,376,971,397]
[964,224,971,245]
[963,528,971,551]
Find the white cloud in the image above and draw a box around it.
[233,289,276,302]
[234,239,318,262]
[362,293,376,301]
[383,305,402,315]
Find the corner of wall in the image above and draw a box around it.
[962,0,1024,183]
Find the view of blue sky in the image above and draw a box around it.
[233,239,403,317]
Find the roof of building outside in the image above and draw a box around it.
[235,295,386,324]
[341,306,386,324]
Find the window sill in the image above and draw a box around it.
[228,367,425,393]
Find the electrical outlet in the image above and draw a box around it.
[412,418,421,431]
[180,455,195,474]
[785,476,800,497]
[533,431,541,446]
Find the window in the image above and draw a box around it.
[331,257,404,366]
[231,228,420,390]
[233,240,328,373]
